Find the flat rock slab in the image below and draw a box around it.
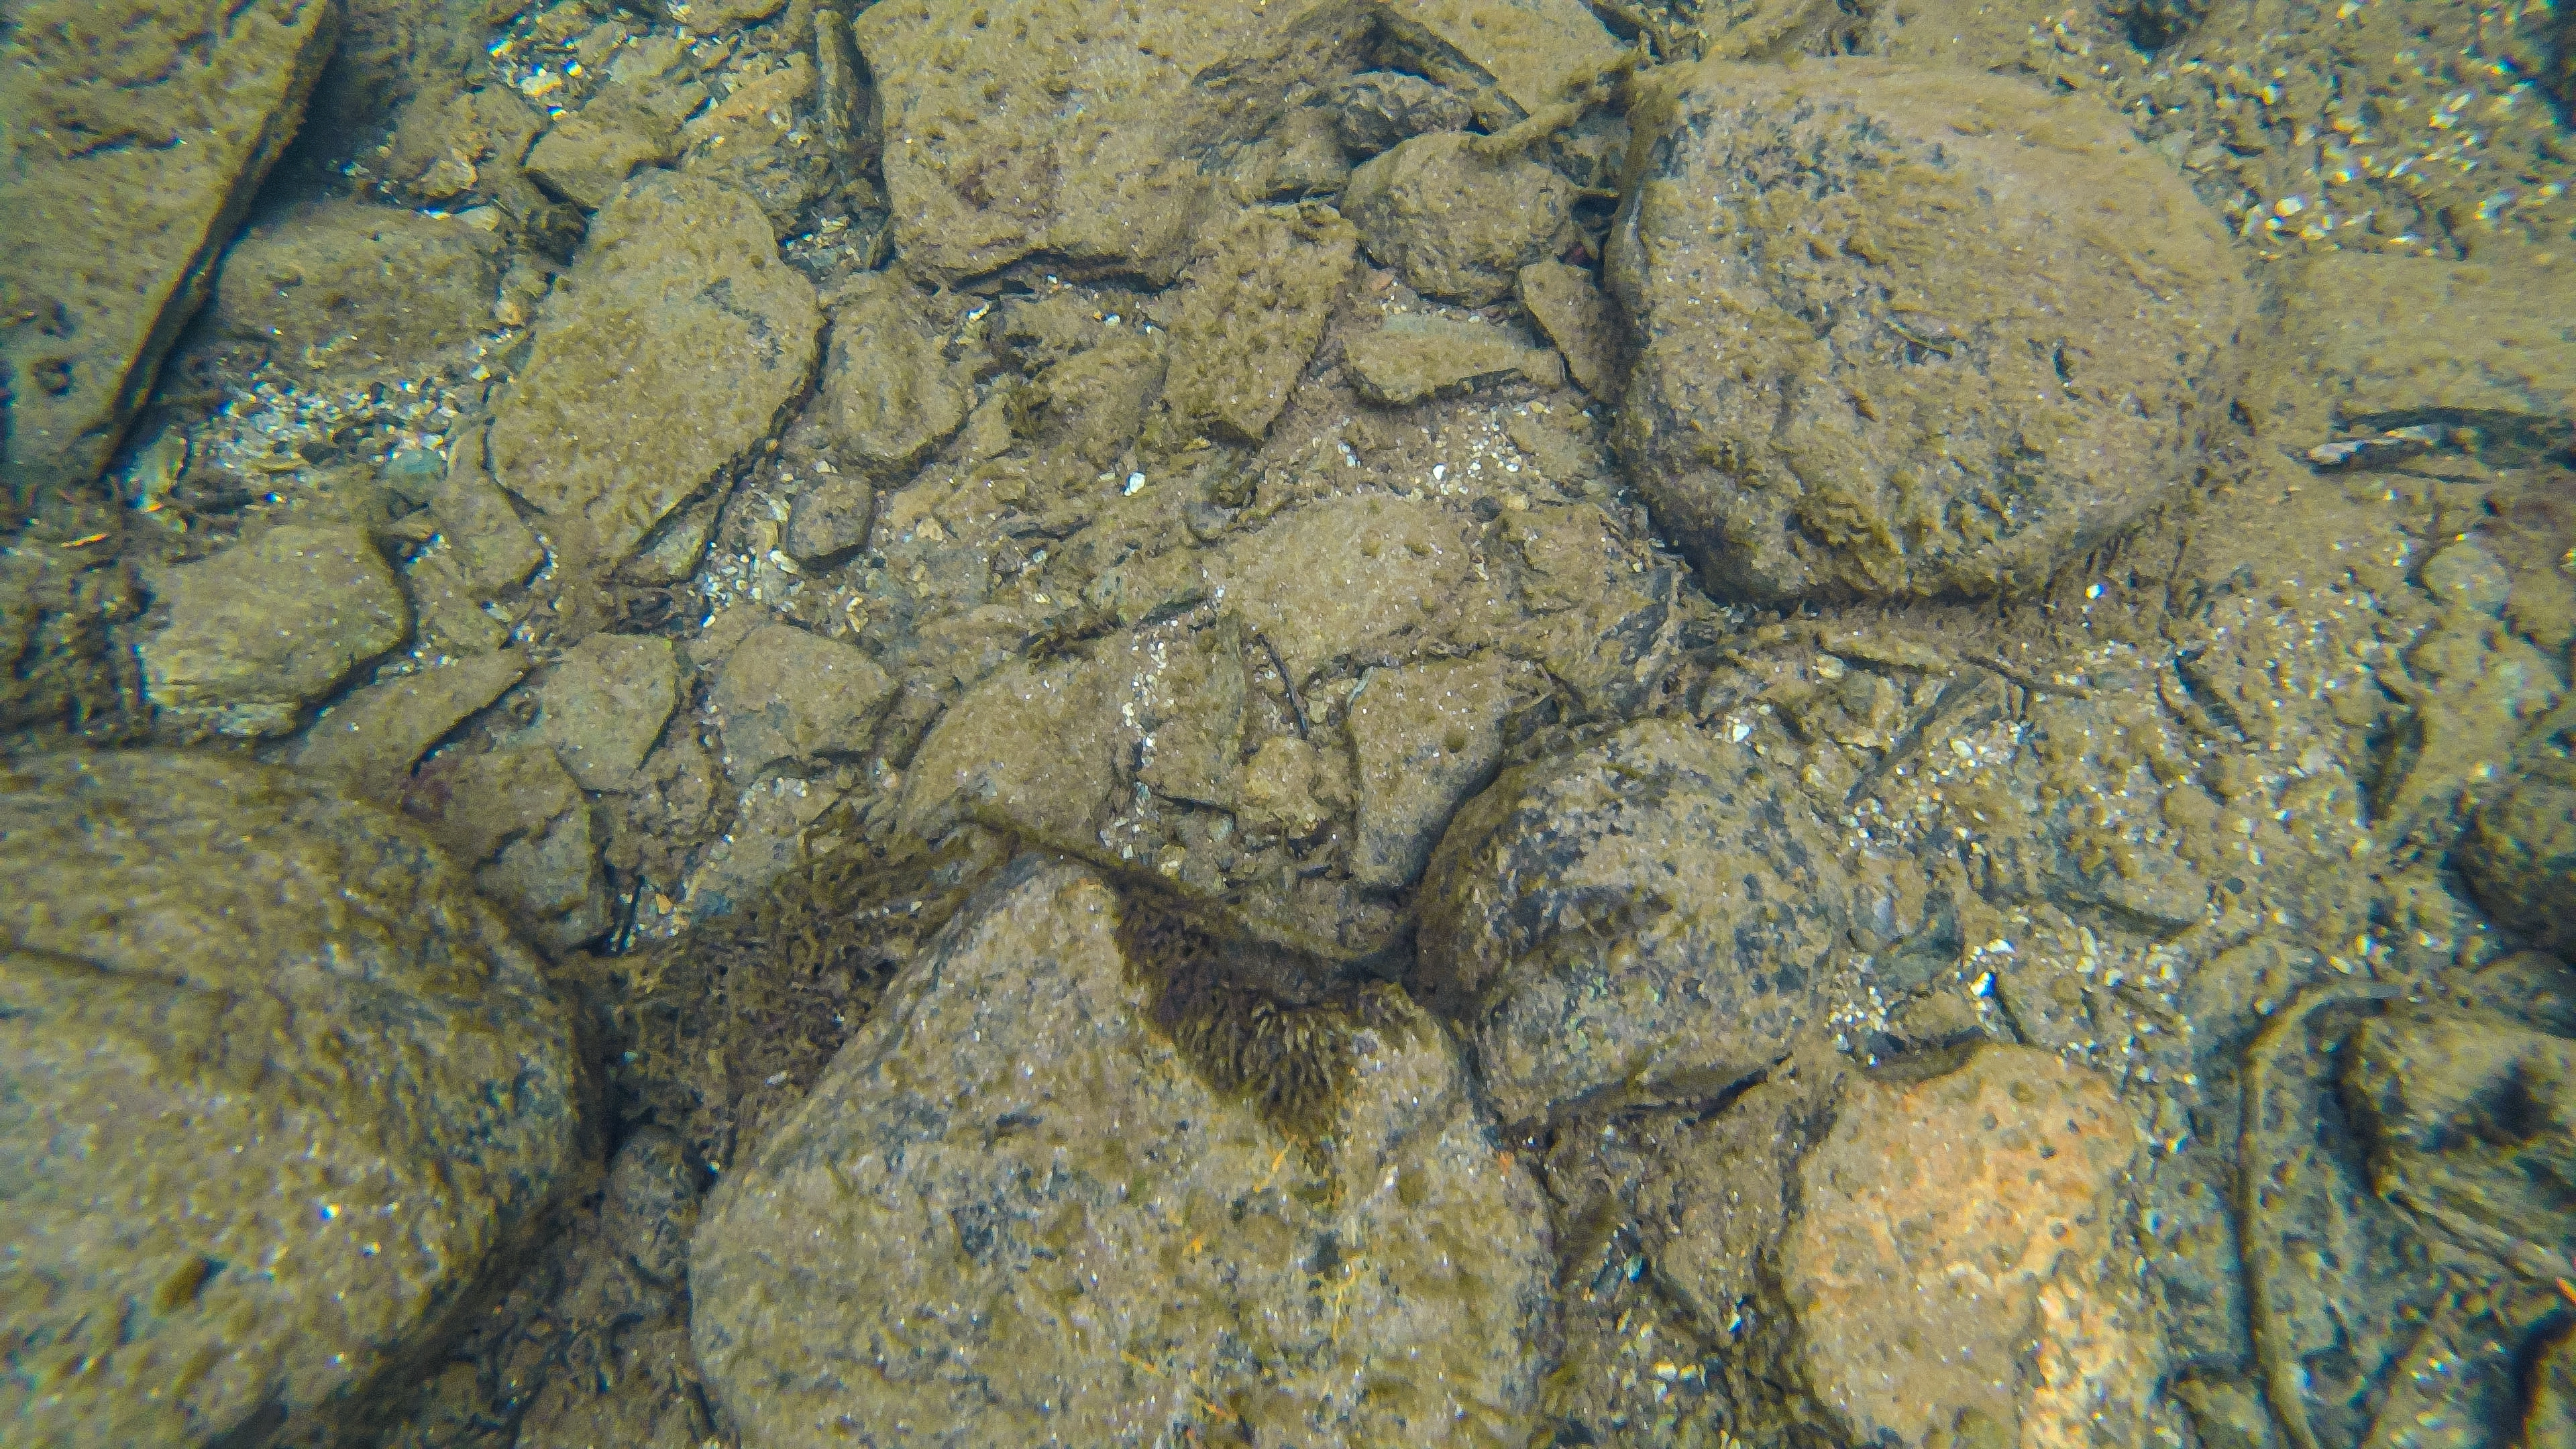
[490,172,819,569]
[1371,0,1623,127]
[0,750,582,1449]
[210,201,505,379]
[1164,205,1360,445]
[292,649,531,804]
[1609,60,2247,603]
[1346,313,1563,407]
[856,0,1375,284]
[1418,718,1854,1124]
[691,856,1555,1448]
[140,523,412,739]
[707,622,897,782]
[0,0,338,517]
[530,633,682,792]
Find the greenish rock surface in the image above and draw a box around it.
[210,201,506,379]
[855,0,1376,284]
[816,274,971,477]
[1371,0,1623,129]
[1418,718,1854,1124]
[783,470,876,568]
[1344,132,1576,306]
[2461,762,2576,955]
[1345,655,1513,889]
[2282,252,2576,443]
[525,107,682,212]
[1328,70,1475,156]
[1515,260,1620,400]
[0,0,338,517]
[530,633,682,793]
[140,524,412,739]
[707,622,898,782]
[292,649,531,805]
[1345,313,1564,407]
[0,749,583,1449]
[679,52,831,237]
[690,856,1556,1448]
[1163,205,1360,445]
[1610,60,2247,602]
[489,172,820,570]
[407,740,611,954]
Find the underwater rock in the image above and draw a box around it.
[407,740,612,954]
[1327,70,1475,156]
[1781,1045,2156,1449]
[815,273,971,478]
[707,622,896,783]
[140,523,412,739]
[1515,260,1621,400]
[2462,763,2576,955]
[0,749,583,1449]
[1371,0,1624,130]
[293,649,531,804]
[526,107,682,211]
[2283,253,2576,448]
[1344,313,1564,406]
[1344,131,1576,306]
[855,0,1376,284]
[680,52,831,237]
[1609,60,2247,602]
[782,470,877,569]
[530,633,682,793]
[1163,204,1360,445]
[210,201,506,378]
[1345,654,1512,889]
[489,172,820,570]
[0,0,339,517]
[1417,718,1852,1125]
[690,855,1556,1448]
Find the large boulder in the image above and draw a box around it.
[854,0,1376,284]
[489,173,820,570]
[0,0,338,518]
[690,856,1556,1448]
[1608,61,2247,602]
[0,749,584,1449]
[1417,718,1856,1125]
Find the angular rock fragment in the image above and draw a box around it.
[1372,0,1624,129]
[409,741,612,953]
[293,649,530,804]
[2461,761,2576,955]
[707,623,896,782]
[1782,1046,2155,1449]
[783,470,877,568]
[1418,718,1852,1124]
[140,524,411,738]
[1344,132,1576,305]
[1346,654,1512,888]
[1328,69,1474,155]
[526,108,681,211]
[2282,252,2576,449]
[0,750,582,1449]
[531,633,682,792]
[815,273,969,478]
[211,201,506,378]
[1610,61,2247,602]
[855,0,1375,284]
[680,52,831,236]
[0,0,339,516]
[490,173,820,570]
[690,857,1555,1448]
[1164,205,1360,444]
[1515,260,1619,400]
[1345,313,1562,407]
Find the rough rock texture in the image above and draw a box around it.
[816,274,970,477]
[1371,0,1624,129]
[2345,1007,2576,1271]
[1515,260,1620,400]
[690,856,1556,1448]
[1344,131,1576,306]
[0,0,339,517]
[1782,1046,2155,1449]
[525,109,681,211]
[140,524,412,738]
[783,471,876,568]
[1163,205,1360,444]
[2280,253,2576,445]
[1328,70,1476,156]
[1418,718,1854,1124]
[293,651,531,805]
[1610,61,2247,602]
[2461,762,2576,954]
[1346,654,1511,888]
[680,52,831,237]
[407,741,611,954]
[1346,313,1564,406]
[0,750,582,1449]
[855,0,1376,284]
[707,622,897,782]
[530,633,682,793]
[211,201,506,378]
[489,173,820,569]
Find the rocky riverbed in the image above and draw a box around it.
[4,0,2575,1446]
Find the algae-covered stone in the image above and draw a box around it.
[784,471,877,568]
[293,649,531,804]
[1418,718,1851,1124]
[531,633,682,792]
[525,109,681,211]
[489,173,820,568]
[1,0,338,517]
[856,0,1375,284]
[1224,491,1493,685]
[1782,1046,2156,1449]
[708,623,897,782]
[680,52,831,237]
[1345,313,1563,407]
[140,524,412,738]
[816,273,970,478]
[1371,0,1624,129]
[690,856,1556,1448]
[0,749,582,1449]
[1328,69,1475,155]
[1346,655,1512,888]
[407,741,611,953]
[2461,761,2576,955]
[1515,260,1619,400]
[1165,205,1360,444]
[1344,131,1576,306]
[1609,61,2247,602]
[211,201,506,378]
